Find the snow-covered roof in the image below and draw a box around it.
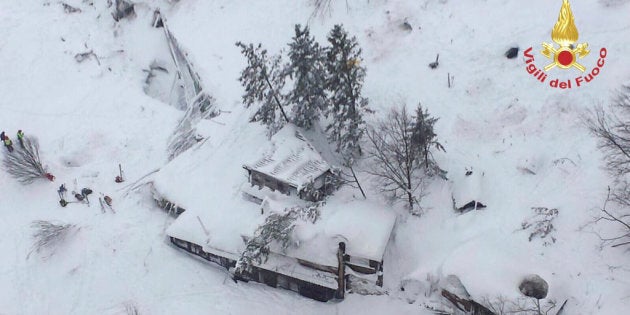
[451,168,486,209]
[165,194,396,273]
[243,124,332,189]
[289,199,397,267]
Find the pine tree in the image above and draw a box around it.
[236,42,289,134]
[410,103,445,177]
[286,25,327,130]
[324,24,368,163]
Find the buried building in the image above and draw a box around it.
[165,198,396,301]
[451,167,487,213]
[154,123,396,301]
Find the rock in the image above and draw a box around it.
[112,0,135,21]
[457,200,486,213]
[61,3,81,13]
[444,275,470,298]
[505,47,519,59]
[400,21,413,32]
[519,274,549,299]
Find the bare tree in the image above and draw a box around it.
[589,187,630,248]
[586,85,630,248]
[28,220,77,259]
[366,105,427,213]
[3,136,49,184]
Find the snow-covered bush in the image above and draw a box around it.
[3,136,49,184]
[521,207,558,246]
[28,220,77,259]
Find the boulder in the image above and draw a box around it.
[444,275,470,298]
[112,0,135,21]
[519,274,549,299]
[400,21,413,32]
[458,200,486,213]
[505,47,519,59]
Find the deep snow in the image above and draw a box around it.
[0,0,629,314]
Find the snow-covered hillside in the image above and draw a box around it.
[0,0,629,314]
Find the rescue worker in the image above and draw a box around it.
[4,136,13,152]
[58,184,67,200]
[16,130,24,148]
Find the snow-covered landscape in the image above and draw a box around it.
[1,0,629,314]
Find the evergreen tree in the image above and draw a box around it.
[324,24,368,163]
[286,25,327,130]
[236,42,289,134]
[410,103,445,176]
[234,203,320,275]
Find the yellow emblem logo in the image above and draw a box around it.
[523,0,607,89]
[541,0,590,72]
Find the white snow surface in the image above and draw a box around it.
[0,0,629,314]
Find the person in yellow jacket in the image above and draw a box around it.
[4,136,14,152]
[16,130,24,148]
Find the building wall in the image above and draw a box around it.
[247,169,334,202]
[171,237,234,269]
[250,171,292,195]
[246,266,337,302]
[170,237,338,302]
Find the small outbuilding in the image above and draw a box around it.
[243,124,338,202]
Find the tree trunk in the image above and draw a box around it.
[424,146,429,169]
[407,191,414,210]
[349,166,366,199]
[263,72,290,123]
